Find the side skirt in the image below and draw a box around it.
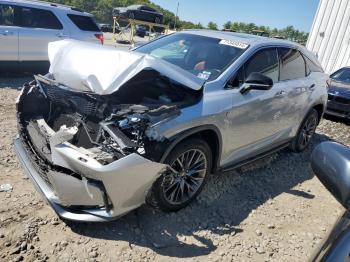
[217,141,291,174]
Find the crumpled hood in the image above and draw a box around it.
[48,40,205,95]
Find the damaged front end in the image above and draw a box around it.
[14,70,201,221]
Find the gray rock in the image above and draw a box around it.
[14,255,23,262]
[0,183,12,192]
[20,241,27,251]
[11,246,21,255]
[61,241,68,247]
[89,251,98,258]
[51,220,60,226]
[256,247,265,254]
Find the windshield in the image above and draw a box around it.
[331,68,350,84]
[136,33,248,81]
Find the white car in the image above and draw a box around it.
[0,0,103,73]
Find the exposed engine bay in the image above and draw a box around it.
[17,71,201,166]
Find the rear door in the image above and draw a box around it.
[277,48,310,130]
[17,6,68,62]
[0,3,19,68]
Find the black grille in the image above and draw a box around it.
[42,84,99,116]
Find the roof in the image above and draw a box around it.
[182,29,301,48]
[4,0,91,15]
[179,29,321,67]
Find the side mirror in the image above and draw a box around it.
[240,72,273,94]
[311,142,350,210]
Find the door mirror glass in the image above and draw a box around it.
[240,72,273,94]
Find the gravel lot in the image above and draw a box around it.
[0,77,349,262]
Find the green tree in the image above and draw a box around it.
[223,21,232,30]
[207,21,218,30]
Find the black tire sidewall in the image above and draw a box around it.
[152,138,212,212]
[291,109,319,152]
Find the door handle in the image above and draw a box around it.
[275,90,286,97]
[309,83,316,90]
[0,30,14,36]
[56,33,68,38]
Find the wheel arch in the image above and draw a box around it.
[160,125,222,173]
[312,103,325,123]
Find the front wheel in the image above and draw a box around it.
[290,109,319,152]
[150,138,212,212]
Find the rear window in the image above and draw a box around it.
[67,14,100,32]
[19,7,63,29]
[278,48,306,81]
[304,55,323,73]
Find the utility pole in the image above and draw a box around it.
[174,2,179,30]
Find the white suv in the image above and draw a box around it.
[0,0,103,73]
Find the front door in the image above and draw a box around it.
[222,48,291,166]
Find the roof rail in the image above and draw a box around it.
[21,0,82,12]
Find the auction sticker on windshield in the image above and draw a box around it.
[219,39,249,49]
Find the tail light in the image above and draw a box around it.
[95,33,104,45]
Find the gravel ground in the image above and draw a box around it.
[0,77,349,262]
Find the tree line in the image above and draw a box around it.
[49,0,309,44]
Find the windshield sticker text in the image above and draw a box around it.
[219,39,249,49]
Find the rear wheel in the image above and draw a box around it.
[151,138,212,212]
[290,109,319,152]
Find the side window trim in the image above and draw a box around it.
[17,6,63,30]
[278,47,307,82]
[226,47,280,89]
[301,53,311,77]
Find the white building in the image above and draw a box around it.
[307,0,350,73]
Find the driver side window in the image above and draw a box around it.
[229,48,279,88]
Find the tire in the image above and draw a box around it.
[150,138,212,212]
[128,12,135,19]
[155,16,161,24]
[289,109,319,152]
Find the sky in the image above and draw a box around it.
[151,0,320,32]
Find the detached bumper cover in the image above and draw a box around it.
[14,130,167,222]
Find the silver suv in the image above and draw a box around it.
[14,31,328,222]
[0,0,103,73]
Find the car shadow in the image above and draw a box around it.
[67,132,332,258]
[0,75,34,89]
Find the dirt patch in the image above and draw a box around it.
[0,77,348,261]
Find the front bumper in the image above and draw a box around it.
[14,126,166,222]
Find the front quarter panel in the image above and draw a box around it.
[149,81,234,165]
